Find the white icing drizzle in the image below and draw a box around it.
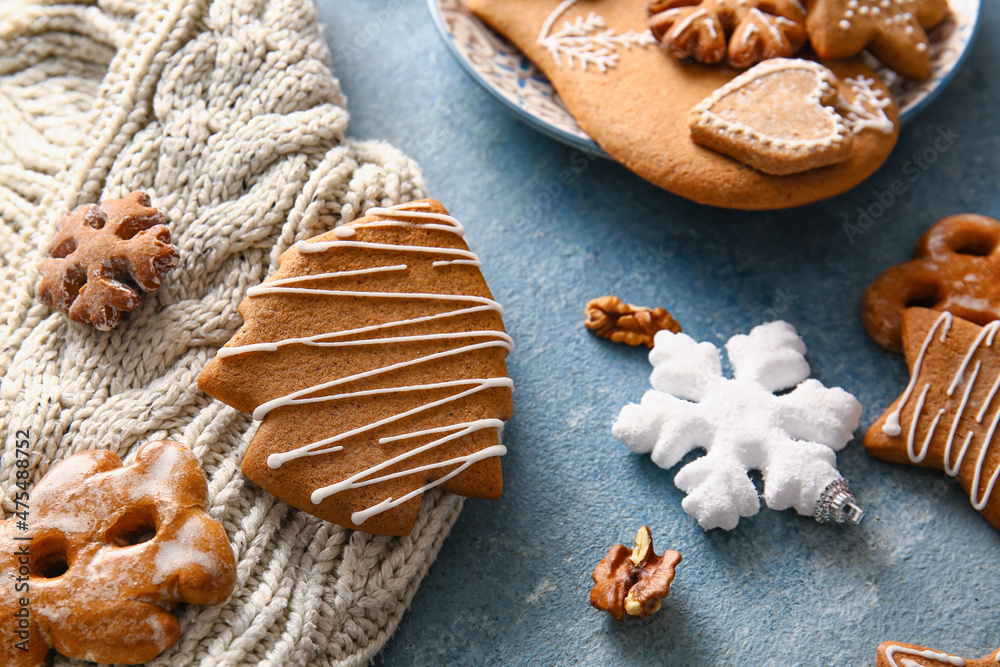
[671,8,708,41]
[259,374,513,462]
[836,76,895,135]
[360,206,466,234]
[296,239,482,267]
[944,361,981,475]
[751,8,786,46]
[311,419,504,502]
[949,322,1000,394]
[221,202,513,524]
[218,303,501,358]
[702,15,718,39]
[348,444,508,525]
[884,645,965,667]
[262,265,409,283]
[978,367,1000,422]
[971,404,1000,509]
[906,383,941,464]
[883,311,952,436]
[883,311,1000,512]
[537,0,656,73]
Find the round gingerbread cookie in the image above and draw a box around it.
[469,0,901,210]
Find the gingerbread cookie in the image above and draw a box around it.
[806,0,950,80]
[863,214,1000,353]
[0,441,236,666]
[469,0,899,209]
[690,58,854,175]
[865,308,1000,530]
[648,0,808,68]
[876,641,1000,667]
[199,200,514,536]
[37,192,179,331]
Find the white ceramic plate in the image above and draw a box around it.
[429,0,982,158]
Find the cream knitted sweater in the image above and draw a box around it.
[0,0,459,664]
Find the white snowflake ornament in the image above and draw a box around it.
[613,321,864,531]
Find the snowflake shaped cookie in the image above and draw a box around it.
[613,321,862,530]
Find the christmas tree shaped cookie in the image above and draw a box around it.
[198,200,514,535]
[865,308,1000,530]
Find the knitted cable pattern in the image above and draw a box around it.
[0,0,463,665]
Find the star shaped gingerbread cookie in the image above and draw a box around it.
[806,0,950,79]
[865,308,1000,530]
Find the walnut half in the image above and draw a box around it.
[590,526,682,620]
[584,295,681,348]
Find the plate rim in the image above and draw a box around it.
[425,0,607,157]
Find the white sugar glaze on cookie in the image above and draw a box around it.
[215,202,514,525]
[881,311,1000,511]
[838,75,895,134]
[884,644,965,667]
[537,0,656,72]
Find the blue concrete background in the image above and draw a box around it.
[317,3,1000,665]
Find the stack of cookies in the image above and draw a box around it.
[469,0,951,209]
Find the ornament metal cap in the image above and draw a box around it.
[814,478,864,525]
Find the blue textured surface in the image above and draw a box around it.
[318,3,1000,665]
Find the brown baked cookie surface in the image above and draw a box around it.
[864,308,1000,530]
[875,641,999,667]
[862,214,1000,353]
[470,0,900,209]
[199,200,514,535]
[0,441,236,667]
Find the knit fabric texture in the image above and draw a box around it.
[0,0,463,665]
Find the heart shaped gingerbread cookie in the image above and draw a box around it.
[690,59,853,175]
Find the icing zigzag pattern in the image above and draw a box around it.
[199,200,514,535]
[866,308,1000,530]
[875,640,1000,667]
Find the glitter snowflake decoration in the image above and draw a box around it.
[613,321,863,530]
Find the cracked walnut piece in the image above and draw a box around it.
[648,0,808,69]
[37,192,179,331]
[585,295,681,348]
[590,526,681,620]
